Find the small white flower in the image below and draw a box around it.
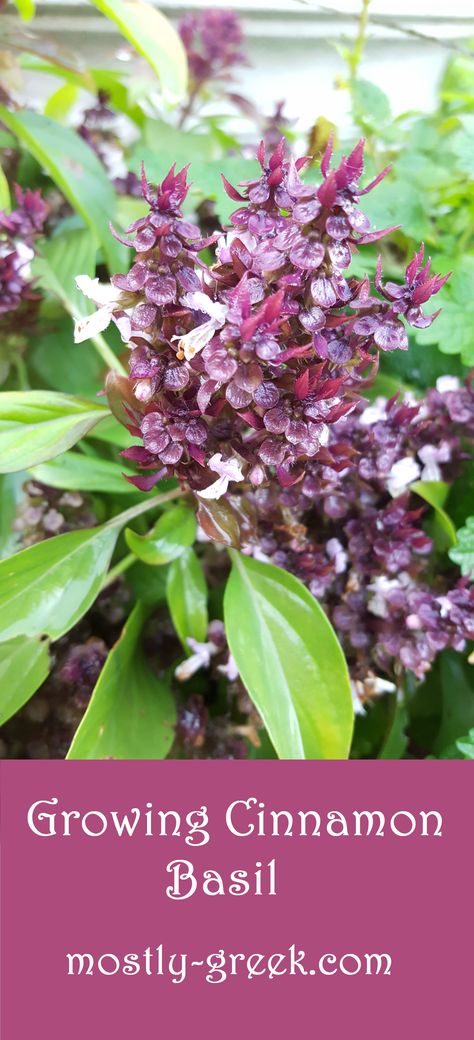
[198,453,245,500]
[386,456,421,497]
[326,537,348,574]
[406,613,422,631]
[217,654,239,682]
[350,682,366,716]
[436,595,452,619]
[418,442,451,483]
[436,375,460,394]
[74,275,123,343]
[359,396,388,426]
[175,638,218,682]
[369,676,397,696]
[173,292,227,361]
[367,575,403,618]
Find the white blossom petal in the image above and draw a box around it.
[198,454,245,500]
[197,474,231,500]
[74,304,115,343]
[386,456,421,497]
[181,291,227,324]
[359,397,387,426]
[172,319,219,361]
[75,275,122,306]
[436,375,460,394]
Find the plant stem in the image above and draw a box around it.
[91,333,127,376]
[104,485,185,530]
[348,0,371,83]
[101,551,135,590]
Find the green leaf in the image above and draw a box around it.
[67,603,177,759]
[449,516,474,576]
[433,652,474,755]
[378,697,409,760]
[455,729,474,760]
[0,391,109,473]
[126,561,168,606]
[189,158,260,224]
[0,636,51,725]
[29,451,137,495]
[0,472,25,559]
[451,115,474,177]
[89,0,187,103]
[133,150,259,224]
[12,0,35,20]
[126,503,196,564]
[33,227,97,318]
[44,83,79,121]
[0,164,10,212]
[352,79,391,128]
[0,524,120,642]
[0,108,125,272]
[28,319,105,397]
[411,480,457,548]
[224,553,353,760]
[86,414,132,448]
[166,548,208,648]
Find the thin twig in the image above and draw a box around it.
[294,1,474,58]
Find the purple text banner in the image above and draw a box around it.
[0,761,472,1038]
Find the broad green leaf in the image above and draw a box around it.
[89,0,187,103]
[0,164,10,212]
[33,227,97,318]
[0,108,124,272]
[0,391,109,473]
[28,319,105,397]
[449,516,474,576]
[0,636,51,725]
[0,524,120,641]
[412,480,457,548]
[67,603,177,759]
[359,176,429,243]
[126,561,168,606]
[87,414,134,448]
[0,472,25,559]
[126,503,196,564]
[166,548,208,648]
[380,336,467,392]
[224,553,353,760]
[12,0,35,20]
[434,652,474,755]
[29,451,136,495]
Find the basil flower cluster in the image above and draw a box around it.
[75,139,448,500]
[0,185,47,327]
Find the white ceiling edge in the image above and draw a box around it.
[18,0,474,18]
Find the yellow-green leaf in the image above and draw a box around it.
[89,0,188,103]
